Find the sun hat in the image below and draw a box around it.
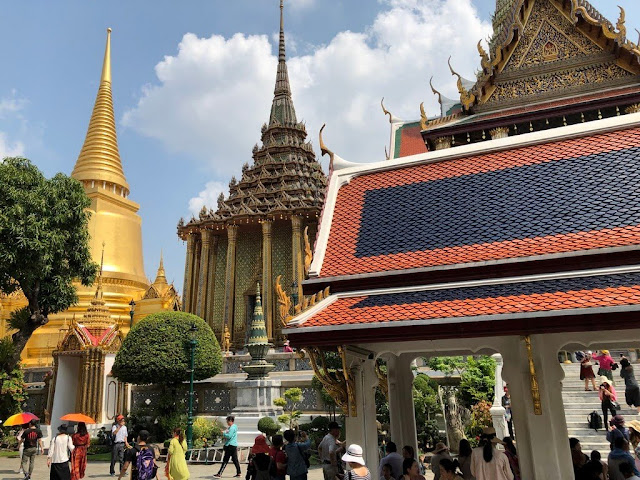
[116,414,125,421]
[434,442,449,454]
[628,420,640,433]
[611,415,625,426]
[602,350,610,355]
[481,426,502,444]
[251,435,270,454]
[600,376,611,385]
[342,444,365,465]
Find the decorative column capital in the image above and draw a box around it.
[227,224,239,243]
[434,136,452,150]
[489,127,509,140]
[626,103,640,114]
[186,234,196,251]
[201,229,213,245]
[291,215,303,229]
[262,219,273,235]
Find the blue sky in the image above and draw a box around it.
[1,0,638,290]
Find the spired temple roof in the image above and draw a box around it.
[72,28,130,195]
[283,0,640,345]
[179,1,326,234]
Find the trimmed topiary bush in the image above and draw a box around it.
[257,416,280,437]
[112,312,222,385]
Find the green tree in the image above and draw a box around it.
[275,387,303,430]
[0,157,97,371]
[112,312,222,440]
[257,416,280,437]
[0,338,27,420]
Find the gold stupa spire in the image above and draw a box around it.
[153,251,168,286]
[72,28,130,195]
[84,242,112,330]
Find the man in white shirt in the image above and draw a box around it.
[318,422,341,480]
[378,442,404,480]
[110,415,130,476]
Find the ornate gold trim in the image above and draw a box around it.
[626,103,640,114]
[419,102,428,131]
[302,346,356,416]
[375,361,389,400]
[524,335,542,415]
[448,57,476,111]
[303,226,313,276]
[275,275,293,327]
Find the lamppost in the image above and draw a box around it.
[129,299,136,328]
[186,323,197,449]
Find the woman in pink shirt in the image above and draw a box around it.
[593,350,616,383]
[599,376,618,427]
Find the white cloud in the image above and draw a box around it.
[123,0,491,213]
[0,90,27,119]
[188,180,227,216]
[0,132,24,158]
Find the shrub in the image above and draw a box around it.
[87,444,111,455]
[258,417,280,437]
[467,400,493,438]
[192,417,224,448]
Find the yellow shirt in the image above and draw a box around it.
[168,438,190,480]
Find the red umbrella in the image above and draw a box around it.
[60,413,96,424]
[4,412,39,426]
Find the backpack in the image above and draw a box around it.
[588,411,603,431]
[136,446,156,480]
[297,444,311,468]
[268,456,278,477]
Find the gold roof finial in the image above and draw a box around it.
[448,56,476,111]
[477,40,491,71]
[95,241,105,300]
[153,250,168,287]
[429,77,443,105]
[420,102,428,131]
[72,28,130,194]
[381,97,393,123]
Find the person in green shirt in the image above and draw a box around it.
[166,428,190,480]
[214,416,241,478]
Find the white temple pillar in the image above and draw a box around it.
[345,357,379,473]
[387,354,418,456]
[501,335,572,480]
[490,353,507,440]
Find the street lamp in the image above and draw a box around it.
[129,299,136,328]
[186,323,198,450]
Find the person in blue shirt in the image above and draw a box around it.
[284,430,311,480]
[214,416,241,478]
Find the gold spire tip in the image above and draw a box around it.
[107,27,112,33]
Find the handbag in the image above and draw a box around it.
[612,400,622,411]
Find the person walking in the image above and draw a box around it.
[378,442,404,480]
[594,350,616,383]
[48,424,74,480]
[342,444,371,480]
[71,422,90,480]
[269,435,287,480]
[621,359,640,413]
[318,422,342,480]
[456,439,474,480]
[20,419,44,480]
[284,430,311,480]
[582,352,598,391]
[400,458,426,480]
[430,443,452,480]
[470,428,513,480]
[117,430,157,480]
[17,423,27,475]
[165,428,189,480]
[110,415,130,476]
[600,377,619,428]
[501,387,514,438]
[215,416,241,478]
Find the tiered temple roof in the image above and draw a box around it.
[179,1,326,233]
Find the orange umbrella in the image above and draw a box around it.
[60,413,96,424]
[4,412,38,426]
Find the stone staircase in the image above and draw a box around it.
[562,363,638,453]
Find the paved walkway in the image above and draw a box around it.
[0,457,325,480]
[0,456,436,480]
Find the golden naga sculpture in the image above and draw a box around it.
[477,40,491,72]
[601,6,626,41]
[419,102,428,131]
[302,346,356,416]
[303,226,313,276]
[448,57,476,111]
[380,97,394,123]
[275,275,293,327]
[524,335,542,415]
[375,360,389,400]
